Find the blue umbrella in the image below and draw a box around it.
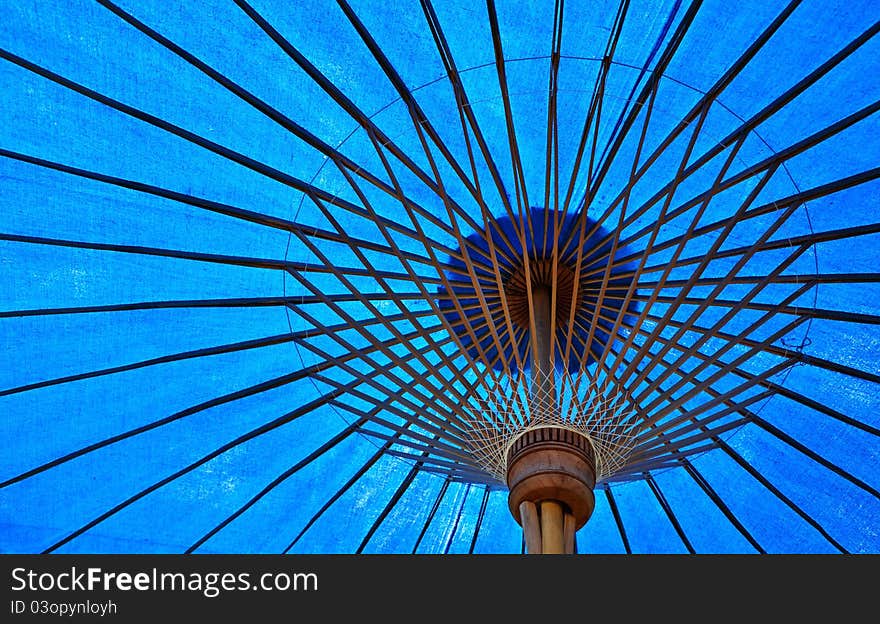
[1,0,878,554]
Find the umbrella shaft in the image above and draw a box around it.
[520,500,576,554]
[531,284,555,408]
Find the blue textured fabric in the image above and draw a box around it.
[1,0,878,554]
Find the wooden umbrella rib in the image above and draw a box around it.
[0,148,294,233]
[678,21,880,185]
[574,70,880,277]
[559,61,637,267]
[635,271,880,290]
[630,369,781,445]
[575,74,663,400]
[335,0,499,232]
[601,303,880,444]
[422,40,530,386]
[353,427,477,469]
[586,0,796,202]
[558,0,630,219]
[579,297,794,438]
[619,357,880,504]
[628,236,809,413]
[617,200,805,408]
[604,488,632,554]
[418,0,511,211]
[290,305,476,436]
[646,338,868,450]
[581,166,880,281]
[313,373,471,449]
[0,232,454,286]
[0,369,322,491]
[398,298,530,386]
[0,332,298,398]
[646,429,766,553]
[380,151,516,384]
[329,398,468,454]
[95,0,489,260]
[0,291,477,319]
[717,438,849,553]
[606,133,753,395]
[359,102,522,401]
[631,415,755,467]
[630,394,776,464]
[557,59,612,385]
[286,310,475,435]
[696,457,765,553]
[645,312,880,387]
[412,477,451,553]
[757,380,880,438]
[443,484,473,554]
[618,444,720,476]
[0,49,393,237]
[485,0,534,240]
[282,421,418,553]
[468,488,492,554]
[626,293,880,326]
[418,0,532,263]
[545,0,565,370]
[635,395,757,455]
[561,0,702,259]
[561,52,616,381]
[542,0,565,236]
[588,103,716,396]
[0,49,505,277]
[573,0,706,245]
[286,209,477,418]
[42,387,351,553]
[575,125,754,279]
[323,159,504,414]
[634,218,880,277]
[586,101,714,400]
[576,310,780,451]
[186,417,368,553]
[604,348,846,552]
[752,417,880,500]
[645,473,696,553]
[485,0,544,371]
[356,444,436,554]
[382,448,481,476]
[233,0,519,269]
[0,296,299,319]
[0,304,464,491]
[628,301,809,430]
[318,374,471,450]
[586,7,874,245]
[418,466,498,485]
[0,146,484,274]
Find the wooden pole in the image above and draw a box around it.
[540,500,565,554]
[531,285,555,405]
[563,512,576,554]
[507,278,595,553]
[535,284,566,555]
[520,500,542,554]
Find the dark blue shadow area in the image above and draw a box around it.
[436,207,641,373]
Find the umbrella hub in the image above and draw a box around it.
[506,426,596,554]
[437,208,641,373]
[503,257,579,332]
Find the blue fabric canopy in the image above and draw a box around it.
[1,0,878,554]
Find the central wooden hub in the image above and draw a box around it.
[506,427,597,531]
[503,258,579,330]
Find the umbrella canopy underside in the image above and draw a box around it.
[1,0,878,554]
